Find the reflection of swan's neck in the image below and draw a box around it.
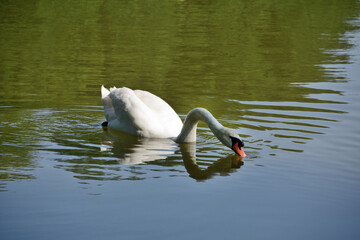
[176,108,223,142]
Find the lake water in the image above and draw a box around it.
[1,1,360,239]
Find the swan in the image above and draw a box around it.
[101,85,246,157]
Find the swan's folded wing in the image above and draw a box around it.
[103,86,182,138]
[134,89,183,136]
[109,87,164,137]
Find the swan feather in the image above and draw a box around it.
[101,85,182,138]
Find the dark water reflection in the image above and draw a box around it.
[0,1,358,184]
[0,0,358,183]
[179,143,244,181]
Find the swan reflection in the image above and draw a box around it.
[179,143,244,181]
[101,128,244,180]
[101,128,177,165]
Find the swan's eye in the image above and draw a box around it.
[229,136,244,147]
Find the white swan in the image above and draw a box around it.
[101,85,246,157]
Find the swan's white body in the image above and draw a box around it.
[101,86,183,138]
[101,85,246,156]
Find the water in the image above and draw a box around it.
[1,1,360,239]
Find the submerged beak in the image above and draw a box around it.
[233,141,246,158]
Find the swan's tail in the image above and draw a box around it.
[101,85,110,99]
[101,85,116,122]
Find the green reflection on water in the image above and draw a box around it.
[1,0,358,108]
[0,0,359,184]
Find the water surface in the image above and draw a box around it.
[1,1,360,239]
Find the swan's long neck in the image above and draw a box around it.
[175,108,224,143]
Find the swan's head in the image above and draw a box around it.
[221,128,246,158]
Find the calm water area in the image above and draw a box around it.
[1,1,360,239]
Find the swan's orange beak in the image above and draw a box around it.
[233,141,246,158]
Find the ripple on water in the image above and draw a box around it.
[0,89,352,188]
[225,98,347,156]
